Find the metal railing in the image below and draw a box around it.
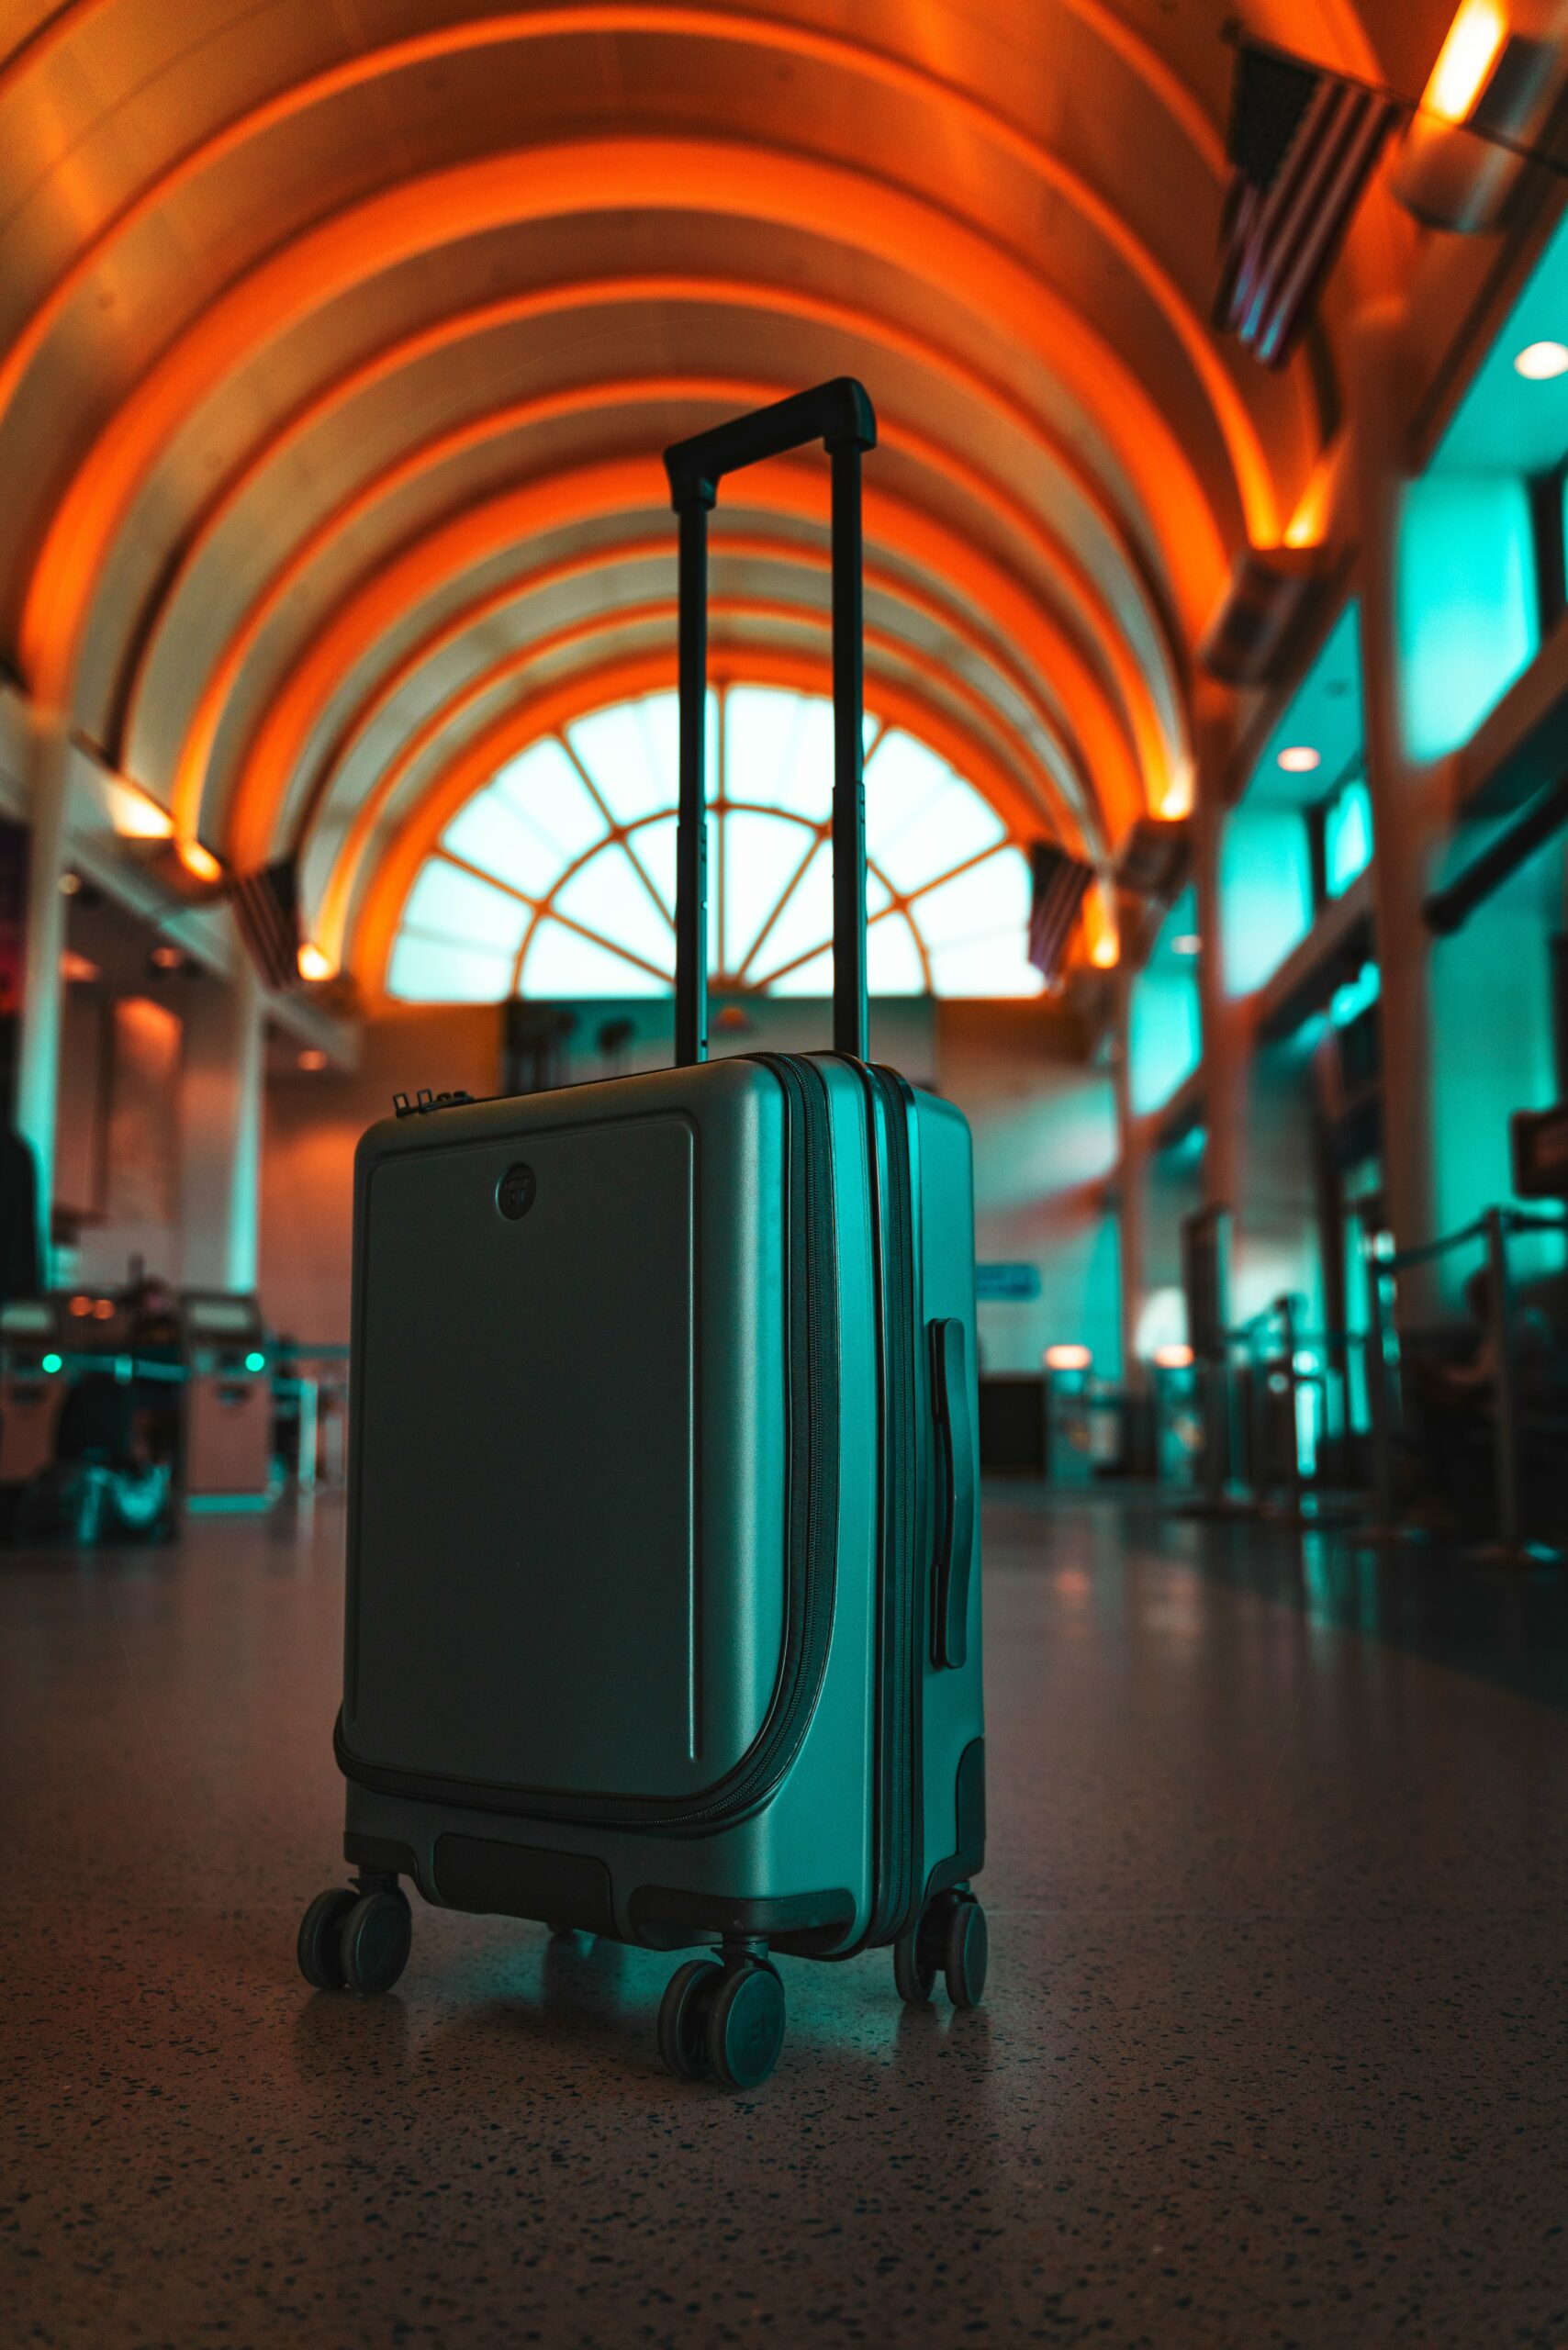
[1361,1204,1567,1564]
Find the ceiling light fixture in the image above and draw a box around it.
[1422,0,1507,126]
[177,838,222,884]
[1277,745,1322,775]
[297,941,335,983]
[1515,340,1568,381]
[1044,1343,1092,1373]
[1171,934,1203,957]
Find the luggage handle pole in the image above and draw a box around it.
[665,378,878,1067]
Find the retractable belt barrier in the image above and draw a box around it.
[1360,1204,1567,1564]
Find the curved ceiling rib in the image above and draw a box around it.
[220,455,1145,886]
[18,135,1241,710]
[0,6,1237,447]
[306,570,1096,964]
[317,593,1070,968]
[295,530,1099,891]
[106,273,1185,774]
[149,372,1172,853]
[347,640,1110,996]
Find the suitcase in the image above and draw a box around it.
[297,378,987,2089]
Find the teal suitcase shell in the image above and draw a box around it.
[299,385,986,2087]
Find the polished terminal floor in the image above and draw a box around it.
[5,1491,1567,2349]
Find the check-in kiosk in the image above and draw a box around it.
[0,1298,69,1484]
[178,1292,274,1508]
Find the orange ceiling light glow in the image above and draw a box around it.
[112,274,1178,754]
[3,12,1268,640]
[297,942,335,983]
[104,777,174,841]
[176,838,222,884]
[291,529,1094,869]
[19,139,1235,711]
[1422,2,1508,126]
[154,376,1170,855]
[224,459,1140,879]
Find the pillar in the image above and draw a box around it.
[179,957,265,1292]
[1350,301,1441,1301]
[14,702,72,1271]
[1192,688,1248,1224]
[1113,958,1147,1395]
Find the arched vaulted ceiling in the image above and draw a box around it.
[0,0,1451,989]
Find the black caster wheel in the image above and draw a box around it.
[943,1896,988,2009]
[297,1888,356,1990]
[893,1923,936,2005]
[657,1957,722,2081]
[706,1960,787,2091]
[339,1886,412,1996]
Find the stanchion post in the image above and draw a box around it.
[1361,1225,1400,1537]
[1484,1206,1523,1559]
[1278,1294,1303,1518]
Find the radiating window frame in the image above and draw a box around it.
[389,682,1041,1002]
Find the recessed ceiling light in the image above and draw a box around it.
[1277,745,1322,774]
[1515,340,1568,381]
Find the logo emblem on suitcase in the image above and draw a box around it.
[496,1163,537,1221]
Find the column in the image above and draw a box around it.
[14,701,72,1274]
[1113,957,1147,1397]
[180,957,265,1292]
[1350,301,1441,1298]
[1192,687,1247,1222]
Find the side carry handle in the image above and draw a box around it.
[663,378,878,1069]
[929,1317,977,1670]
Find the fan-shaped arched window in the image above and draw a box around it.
[386,687,1043,1002]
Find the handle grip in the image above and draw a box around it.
[665,380,877,1069]
[930,1317,977,1670]
[663,378,876,511]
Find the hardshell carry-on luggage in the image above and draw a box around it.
[297,378,987,2089]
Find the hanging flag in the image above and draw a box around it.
[229,856,301,992]
[1215,39,1400,369]
[1027,845,1093,985]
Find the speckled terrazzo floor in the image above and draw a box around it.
[4,1490,1567,2349]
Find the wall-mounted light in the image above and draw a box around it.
[1395,5,1562,233]
[1277,745,1322,775]
[297,941,335,983]
[1044,1343,1092,1372]
[177,837,222,885]
[1154,1342,1195,1370]
[59,950,99,984]
[105,777,174,842]
[149,943,185,974]
[1426,0,1507,123]
[1515,339,1568,380]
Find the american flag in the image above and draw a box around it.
[1027,845,1093,986]
[1215,39,1399,370]
[228,856,301,992]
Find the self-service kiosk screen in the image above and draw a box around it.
[1,1303,54,1335]
[186,1299,256,1335]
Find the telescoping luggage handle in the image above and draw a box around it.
[663,378,878,1067]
